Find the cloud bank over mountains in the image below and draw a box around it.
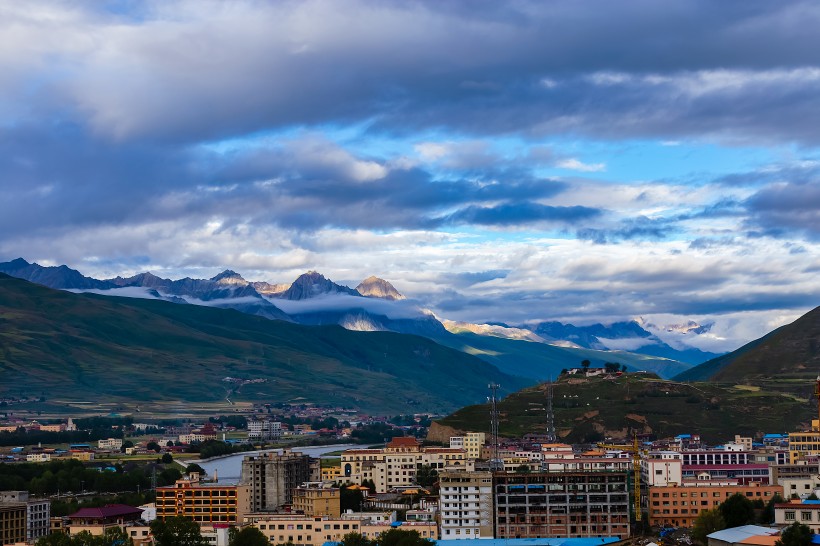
[1,1,819,351]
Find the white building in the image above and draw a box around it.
[248,419,283,441]
[98,438,123,450]
[642,451,683,486]
[438,470,493,539]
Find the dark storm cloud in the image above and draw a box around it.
[6,2,820,144]
[744,180,820,240]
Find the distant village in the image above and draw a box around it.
[3,374,820,546]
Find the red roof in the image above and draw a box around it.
[69,504,143,519]
[388,437,420,448]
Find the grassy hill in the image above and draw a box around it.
[675,306,820,384]
[0,274,529,414]
[432,373,815,443]
[432,330,692,380]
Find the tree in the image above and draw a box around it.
[515,464,531,474]
[692,508,726,544]
[620,364,628,373]
[340,485,364,512]
[186,463,206,475]
[415,465,438,488]
[150,517,208,546]
[376,529,432,546]
[720,493,755,528]
[762,494,785,524]
[339,533,375,546]
[161,453,173,464]
[228,527,269,546]
[581,360,591,370]
[146,441,161,453]
[777,522,813,546]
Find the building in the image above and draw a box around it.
[155,474,250,524]
[248,419,283,441]
[775,501,820,532]
[0,503,27,545]
[449,433,486,460]
[648,482,783,528]
[707,525,780,546]
[293,482,340,518]
[66,504,144,535]
[98,438,123,450]
[0,491,50,542]
[789,421,820,463]
[248,514,363,546]
[439,470,494,540]
[494,472,630,539]
[241,450,313,511]
[641,452,683,486]
[340,437,468,493]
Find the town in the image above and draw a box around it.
[2,374,820,546]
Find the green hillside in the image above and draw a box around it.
[432,330,692,380]
[0,274,529,414]
[675,306,820,383]
[433,373,815,443]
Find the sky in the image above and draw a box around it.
[1,1,820,353]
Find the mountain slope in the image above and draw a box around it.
[433,373,814,444]
[675,306,820,382]
[0,258,113,290]
[0,274,528,413]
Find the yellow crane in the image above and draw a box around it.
[597,434,644,522]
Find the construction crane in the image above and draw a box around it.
[597,434,644,522]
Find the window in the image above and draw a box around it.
[786,512,796,521]
[802,512,812,522]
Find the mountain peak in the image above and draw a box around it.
[278,271,361,300]
[356,276,405,301]
[211,269,247,285]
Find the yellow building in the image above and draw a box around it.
[321,466,342,482]
[648,482,782,528]
[155,473,250,524]
[789,420,820,463]
[293,482,340,518]
[249,515,362,546]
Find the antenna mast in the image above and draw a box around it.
[489,383,501,470]
[545,378,556,442]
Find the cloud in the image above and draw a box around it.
[556,158,606,172]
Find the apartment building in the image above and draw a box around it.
[241,450,313,511]
[449,433,486,460]
[439,470,494,540]
[98,438,123,450]
[293,482,340,518]
[0,490,50,542]
[0,503,26,545]
[494,472,630,539]
[248,514,363,546]
[340,437,468,493]
[648,482,782,528]
[155,474,250,524]
[248,419,283,441]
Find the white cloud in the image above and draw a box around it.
[555,158,606,172]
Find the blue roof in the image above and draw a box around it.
[707,525,779,543]
[435,539,621,546]
[803,500,820,505]
[763,433,788,438]
[675,434,692,439]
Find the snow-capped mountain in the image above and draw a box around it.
[524,319,720,364]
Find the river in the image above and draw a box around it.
[193,443,359,484]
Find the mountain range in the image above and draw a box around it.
[0,258,722,381]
